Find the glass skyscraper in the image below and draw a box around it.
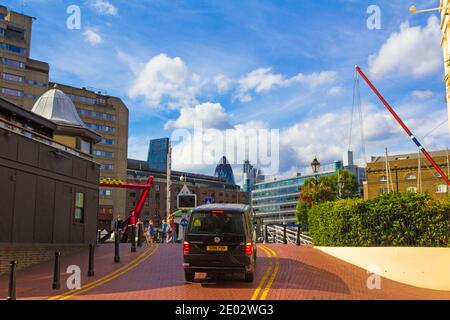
[214,156,236,185]
[147,138,169,171]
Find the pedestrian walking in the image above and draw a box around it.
[161,219,168,243]
[146,220,155,244]
[168,214,176,243]
[114,215,124,238]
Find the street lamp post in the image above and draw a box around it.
[311,157,320,186]
[337,174,345,199]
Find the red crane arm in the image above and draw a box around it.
[355,66,450,186]
[98,176,154,243]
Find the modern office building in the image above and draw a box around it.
[0,6,49,109]
[364,150,450,199]
[126,159,249,227]
[0,96,100,274]
[49,82,129,231]
[252,161,343,225]
[214,156,236,185]
[243,160,265,192]
[147,138,169,171]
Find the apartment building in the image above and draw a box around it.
[364,150,450,199]
[50,83,129,230]
[0,6,49,109]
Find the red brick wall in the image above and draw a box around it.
[0,244,86,275]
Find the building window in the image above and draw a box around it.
[406,186,417,193]
[77,108,116,121]
[85,122,115,133]
[79,138,91,154]
[100,138,114,145]
[1,87,23,97]
[93,149,114,158]
[405,174,417,180]
[100,163,114,171]
[154,185,160,192]
[74,192,85,223]
[130,192,136,197]
[1,58,25,69]
[379,176,387,182]
[25,79,47,87]
[67,94,96,105]
[1,43,26,55]
[435,172,442,178]
[379,187,389,194]
[2,72,24,83]
[435,185,447,194]
[99,189,112,196]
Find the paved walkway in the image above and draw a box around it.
[1,243,450,300]
[0,242,153,300]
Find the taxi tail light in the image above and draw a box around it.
[183,241,190,255]
[245,242,253,255]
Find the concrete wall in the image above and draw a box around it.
[316,247,450,291]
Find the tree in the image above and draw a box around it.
[295,169,359,224]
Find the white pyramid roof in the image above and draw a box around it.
[32,87,89,129]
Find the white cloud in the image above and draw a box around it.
[86,0,118,15]
[236,67,337,102]
[164,102,231,129]
[327,85,344,96]
[128,54,202,109]
[214,74,232,93]
[411,90,433,99]
[83,28,103,45]
[368,16,442,78]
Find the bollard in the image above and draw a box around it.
[114,231,120,263]
[97,230,102,244]
[296,225,301,246]
[137,223,143,247]
[283,225,287,244]
[87,244,95,277]
[264,225,269,243]
[6,261,17,300]
[130,225,137,252]
[52,252,61,290]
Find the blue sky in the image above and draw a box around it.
[5,0,449,182]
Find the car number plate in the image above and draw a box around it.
[206,245,228,252]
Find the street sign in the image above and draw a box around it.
[180,218,188,227]
[203,196,213,204]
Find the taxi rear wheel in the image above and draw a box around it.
[245,271,254,282]
[185,271,195,282]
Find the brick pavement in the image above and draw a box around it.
[0,242,153,300]
[1,243,450,300]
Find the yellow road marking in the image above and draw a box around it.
[49,244,159,300]
[259,245,279,300]
[251,245,273,300]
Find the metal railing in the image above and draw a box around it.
[264,224,312,246]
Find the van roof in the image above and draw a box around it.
[192,204,250,213]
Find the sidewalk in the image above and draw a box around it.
[0,242,153,300]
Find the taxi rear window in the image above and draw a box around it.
[189,211,245,235]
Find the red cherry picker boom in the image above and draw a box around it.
[99,176,154,242]
[355,65,450,186]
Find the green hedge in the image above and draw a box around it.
[308,192,450,247]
